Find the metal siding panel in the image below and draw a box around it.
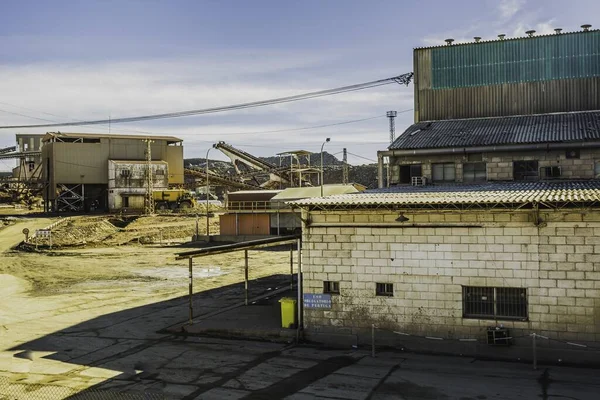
[52,142,109,184]
[219,214,237,235]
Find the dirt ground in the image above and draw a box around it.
[0,215,295,349]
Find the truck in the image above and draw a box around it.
[153,190,196,211]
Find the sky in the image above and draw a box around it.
[0,0,596,170]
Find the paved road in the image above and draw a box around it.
[0,216,54,251]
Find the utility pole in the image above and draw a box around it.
[386,111,397,188]
[342,148,349,185]
[144,139,155,215]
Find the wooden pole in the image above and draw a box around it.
[244,250,249,306]
[188,258,193,325]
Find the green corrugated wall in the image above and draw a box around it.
[431,31,600,89]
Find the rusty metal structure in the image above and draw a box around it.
[0,135,45,205]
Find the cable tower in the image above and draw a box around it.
[387,111,397,143]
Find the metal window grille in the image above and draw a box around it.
[375,282,394,297]
[463,286,527,320]
[323,281,340,294]
[541,166,561,178]
[120,169,131,177]
[513,160,539,181]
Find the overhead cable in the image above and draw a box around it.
[0,73,413,129]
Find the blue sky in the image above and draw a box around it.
[0,0,596,169]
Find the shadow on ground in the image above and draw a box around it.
[6,274,301,399]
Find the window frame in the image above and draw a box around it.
[375,282,394,297]
[513,160,539,181]
[323,281,340,295]
[462,286,528,321]
[432,162,456,183]
[462,162,487,183]
[398,164,422,184]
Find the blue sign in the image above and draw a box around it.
[303,293,332,309]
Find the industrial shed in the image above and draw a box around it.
[219,184,366,236]
[41,132,183,212]
[292,181,600,350]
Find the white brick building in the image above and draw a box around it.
[292,182,600,359]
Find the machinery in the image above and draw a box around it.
[153,189,196,211]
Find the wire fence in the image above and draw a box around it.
[0,376,166,400]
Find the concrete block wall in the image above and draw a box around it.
[302,209,600,343]
[388,148,599,184]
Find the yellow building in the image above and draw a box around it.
[41,132,183,212]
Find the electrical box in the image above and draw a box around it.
[487,327,511,346]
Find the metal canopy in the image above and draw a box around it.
[176,235,301,260]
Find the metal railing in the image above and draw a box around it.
[226,200,290,211]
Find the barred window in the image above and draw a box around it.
[323,281,340,295]
[120,169,131,177]
[463,286,527,320]
[376,282,394,297]
[513,160,538,181]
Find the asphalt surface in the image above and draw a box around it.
[1,219,600,399]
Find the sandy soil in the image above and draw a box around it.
[0,215,295,350]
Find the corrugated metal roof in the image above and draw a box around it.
[390,111,600,150]
[290,181,600,208]
[272,184,362,201]
[43,132,182,143]
[415,28,599,50]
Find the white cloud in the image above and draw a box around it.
[0,53,413,167]
[498,0,525,19]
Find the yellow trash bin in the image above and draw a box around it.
[278,297,297,329]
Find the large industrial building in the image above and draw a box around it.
[41,132,184,212]
[295,26,600,357]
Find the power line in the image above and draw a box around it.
[211,115,386,136]
[347,151,377,163]
[0,73,413,129]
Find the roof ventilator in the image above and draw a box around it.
[526,30,536,37]
[474,36,481,43]
[498,34,506,40]
[411,176,426,186]
[581,24,592,32]
[554,28,562,34]
[444,38,454,45]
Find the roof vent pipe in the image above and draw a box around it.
[581,24,592,31]
[498,34,506,40]
[474,36,481,43]
[554,28,562,34]
[445,38,454,45]
[526,30,536,37]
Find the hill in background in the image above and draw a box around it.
[184,151,378,189]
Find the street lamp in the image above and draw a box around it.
[205,145,215,241]
[320,138,330,197]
